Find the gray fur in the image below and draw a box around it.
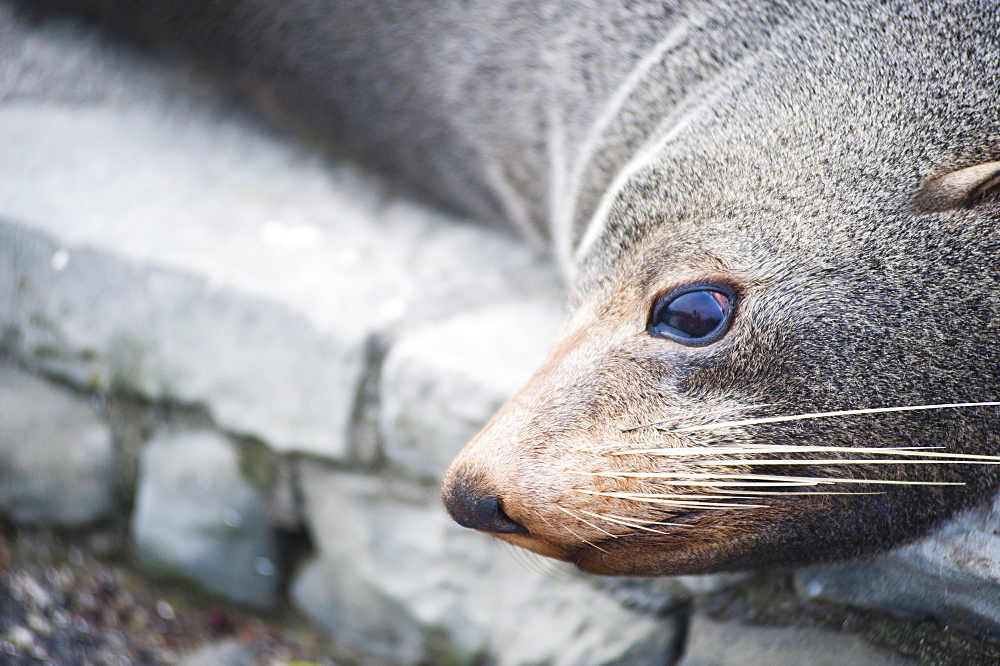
[43,0,1000,573]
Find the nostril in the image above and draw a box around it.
[442,474,529,535]
[471,495,526,534]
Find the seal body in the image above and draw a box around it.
[56,0,1000,575]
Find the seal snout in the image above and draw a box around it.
[441,471,529,535]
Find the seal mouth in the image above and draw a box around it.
[491,532,579,562]
[495,529,698,576]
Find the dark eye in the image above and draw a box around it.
[647,287,734,345]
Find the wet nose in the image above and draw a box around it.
[442,473,529,535]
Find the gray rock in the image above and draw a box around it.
[131,430,280,610]
[594,572,750,616]
[0,365,116,526]
[795,493,1000,638]
[291,461,681,665]
[1,219,368,460]
[678,615,915,666]
[379,301,563,481]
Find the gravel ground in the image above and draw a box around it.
[0,524,359,665]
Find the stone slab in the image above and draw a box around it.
[0,365,116,526]
[678,615,915,666]
[379,301,563,481]
[796,494,1000,639]
[131,430,280,610]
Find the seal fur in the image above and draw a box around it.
[48,0,1000,575]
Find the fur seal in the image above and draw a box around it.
[47,0,1000,575]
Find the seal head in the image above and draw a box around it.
[443,157,1000,575]
[443,16,1000,574]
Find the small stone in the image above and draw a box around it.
[156,600,175,621]
[19,575,52,609]
[7,626,34,650]
[27,613,51,636]
[253,557,275,577]
[52,610,70,629]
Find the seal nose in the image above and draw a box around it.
[442,473,529,535]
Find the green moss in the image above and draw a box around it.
[108,334,150,390]
[237,439,277,491]
[31,344,62,359]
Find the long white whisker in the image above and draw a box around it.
[679,459,1000,466]
[498,538,556,578]
[612,445,974,457]
[575,489,882,501]
[575,488,755,501]
[578,510,678,535]
[555,505,619,539]
[576,470,965,486]
[567,489,765,509]
[620,404,771,433]
[556,521,611,554]
[627,499,765,509]
[671,401,1000,433]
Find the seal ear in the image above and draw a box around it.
[913,161,1000,212]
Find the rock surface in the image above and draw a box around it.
[796,495,1000,639]
[0,365,116,526]
[380,301,563,481]
[677,615,916,666]
[131,430,280,610]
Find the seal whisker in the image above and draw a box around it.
[553,518,609,553]
[679,459,1000,466]
[578,489,883,503]
[624,498,766,509]
[612,445,955,456]
[497,538,555,578]
[555,505,620,540]
[578,510,685,534]
[568,470,832,485]
[568,470,966,486]
[570,490,765,509]
[563,16,699,205]
[575,488,756,501]
[620,404,772,433]
[670,401,1000,433]
[613,445,1000,462]
[576,488,880,499]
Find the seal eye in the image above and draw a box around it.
[648,287,733,345]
